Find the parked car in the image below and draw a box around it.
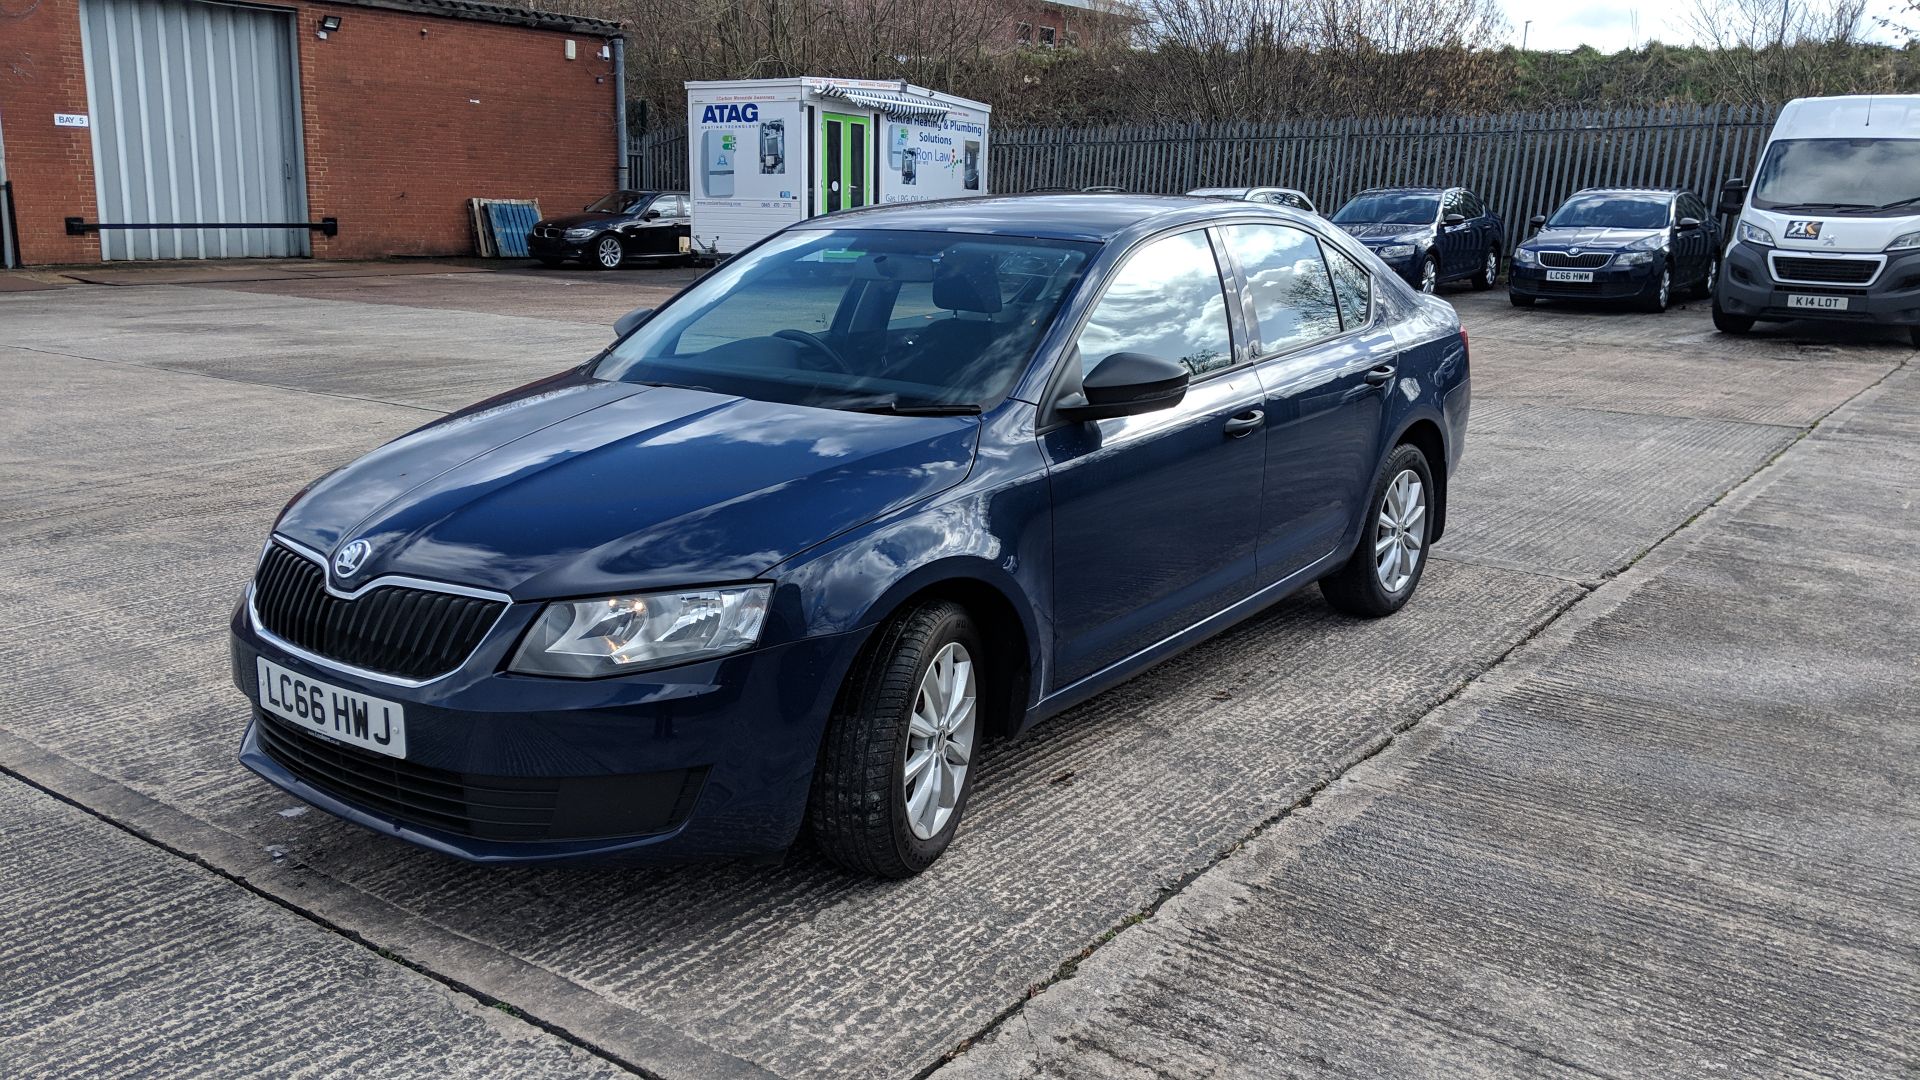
[527,190,691,270]
[231,194,1469,877]
[1188,186,1319,214]
[1508,188,1721,312]
[1331,187,1504,293]
[1713,95,1920,348]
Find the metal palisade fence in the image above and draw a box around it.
[631,103,1779,253]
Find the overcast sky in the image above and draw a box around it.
[1501,0,1911,51]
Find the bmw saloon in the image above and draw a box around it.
[232,194,1470,877]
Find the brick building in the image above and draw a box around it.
[996,0,1141,50]
[0,0,623,266]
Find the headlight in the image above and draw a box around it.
[1513,248,1538,266]
[1376,244,1417,259]
[1738,221,1775,248]
[510,585,772,677]
[1886,230,1920,251]
[1614,251,1657,266]
[564,227,598,240]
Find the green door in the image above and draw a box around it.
[819,112,872,214]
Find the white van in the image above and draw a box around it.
[1713,95,1920,347]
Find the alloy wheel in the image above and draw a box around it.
[597,237,623,269]
[1483,251,1498,286]
[1374,469,1426,593]
[1656,268,1670,309]
[1705,261,1717,296]
[1420,259,1438,293]
[903,642,976,841]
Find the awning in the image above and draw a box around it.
[812,85,950,123]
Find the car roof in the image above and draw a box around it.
[1568,187,1683,197]
[787,193,1242,243]
[1353,187,1447,196]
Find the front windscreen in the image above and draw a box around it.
[1332,193,1440,226]
[586,192,644,213]
[1547,193,1671,230]
[1752,139,1920,214]
[594,230,1096,411]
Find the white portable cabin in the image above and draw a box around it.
[685,77,992,256]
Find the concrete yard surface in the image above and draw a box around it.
[937,366,1920,1080]
[0,266,1913,1078]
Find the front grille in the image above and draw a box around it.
[256,711,708,842]
[1772,256,1877,285]
[1540,251,1612,269]
[252,543,505,681]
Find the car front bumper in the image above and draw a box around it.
[231,601,862,863]
[1361,245,1427,286]
[1716,242,1920,326]
[527,234,593,260]
[1508,259,1661,301]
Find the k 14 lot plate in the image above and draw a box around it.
[1787,294,1850,311]
[258,657,407,759]
[1546,269,1594,282]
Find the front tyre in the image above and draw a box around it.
[1712,301,1755,335]
[809,601,982,877]
[1320,444,1434,618]
[1639,265,1672,313]
[1418,254,1440,294]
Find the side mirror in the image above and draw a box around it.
[1677,217,1702,231]
[1057,352,1190,423]
[643,209,662,221]
[613,306,653,340]
[1718,178,1747,217]
[1529,214,1548,229]
[1443,213,1467,226]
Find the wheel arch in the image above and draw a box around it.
[1393,417,1449,542]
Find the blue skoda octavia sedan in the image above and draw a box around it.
[232,195,1470,877]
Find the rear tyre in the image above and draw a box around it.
[1509,292,1537,308]
[1320,443,1434,619]
[1639,266,1672,313]
[1471,248,1498,290]
[1713,302,1755,335]
[591,235,626,270]
[809,601,983,878]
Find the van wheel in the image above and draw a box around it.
[1321,444,1433,618]
[1713,302,1755,335]
[809,601,982,878]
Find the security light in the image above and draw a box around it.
[319,15,341,31]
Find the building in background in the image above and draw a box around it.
[998,0,1143,50]
[0,0,623,265]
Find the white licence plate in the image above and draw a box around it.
[1787,294,1850,311]
[1545,269,1594,283]
[257,657,407,759]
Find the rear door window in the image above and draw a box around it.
[1221,224,1343,355]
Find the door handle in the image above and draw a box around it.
[1223,409,1265,438]
[1364,364,1398,386]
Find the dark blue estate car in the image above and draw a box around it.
[232,195,1470,877]
[1509,188,1721,311]
[1332,187,1504,293]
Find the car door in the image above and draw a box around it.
[1463,190,1495,265]
[631,195,676,256]
[1220,222,1393,583]
[1438,189,1473,278]
[1676,193,1707,285]
[1042,228,1268,687]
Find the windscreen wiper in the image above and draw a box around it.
[837,396,982,416]
[1766,201,1874,212]
[1860,196,1920,213]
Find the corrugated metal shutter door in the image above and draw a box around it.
[79,0,307,260]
